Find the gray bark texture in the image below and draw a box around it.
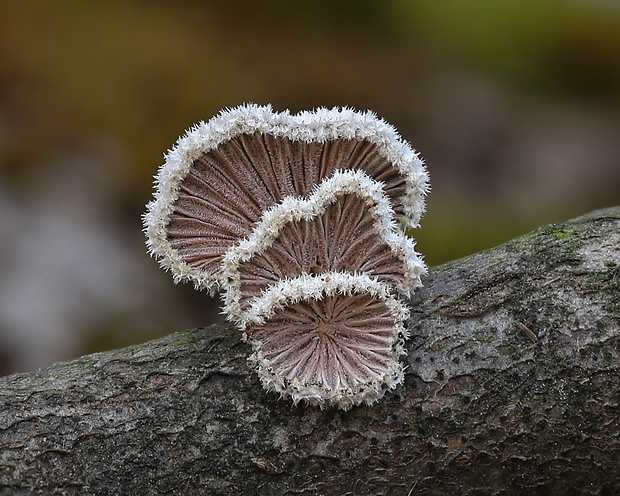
[1,207,619,496]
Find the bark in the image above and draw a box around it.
[1,207,619,496]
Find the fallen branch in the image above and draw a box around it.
[1,207,619,495]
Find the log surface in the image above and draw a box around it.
[1,207,619,495]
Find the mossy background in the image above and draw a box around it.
[0,0,619,375]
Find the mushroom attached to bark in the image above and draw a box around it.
[144,104,429,408]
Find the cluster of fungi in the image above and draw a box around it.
[144,104,428,409]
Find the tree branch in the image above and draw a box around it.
[1,207,619,496]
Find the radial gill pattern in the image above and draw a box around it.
[144,104,428,408]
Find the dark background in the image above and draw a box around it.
[1,0,619,375]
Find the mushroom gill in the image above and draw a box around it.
[144,104,428,408]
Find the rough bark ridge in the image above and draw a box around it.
[1,207,619,496]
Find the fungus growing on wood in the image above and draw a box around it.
[144,104,428,408]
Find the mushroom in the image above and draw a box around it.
[144,104,428,408]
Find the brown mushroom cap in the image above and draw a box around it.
[247,292,400,393]
[164,133,407,279]
[236,193,407,312]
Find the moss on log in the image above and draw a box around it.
[1,207,619,495]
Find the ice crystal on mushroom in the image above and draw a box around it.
[143,104,428,409]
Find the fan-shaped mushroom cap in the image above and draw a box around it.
[244,273,410,409]
[143,104,428,408]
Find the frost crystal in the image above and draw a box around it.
[143,104,428,409]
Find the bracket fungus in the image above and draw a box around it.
[144,104,429,409]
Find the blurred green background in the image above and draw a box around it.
[1,0,619,375]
